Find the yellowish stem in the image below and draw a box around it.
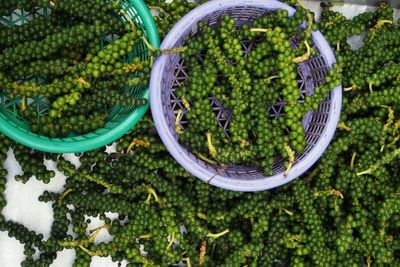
[183,257,192,267]
[89,224,110,235]
[293,41,311,64]
[197,213,207,220]
[21,96,26,112]
[338,122,352,132]
[282,208,294,216]
[375,20,393,29]
[79,245,104,257]
[207,229,229,239]
[206,132,217,160]
[369,82,373,94]
[367,256,372,267]
[175,109,184,135]
[284,144,295,177]
[196,153,219,165]
[59,240,84,247]
[84,174,112,191]
[145,187,160,205]
[142,36,186,54]
[216,214,225,221]
[350,152,357,170]
[120,9,135,30]
[381,105,394,131]
[166,232,175,251]
[58,224,108,248]
[250,28,270,33]
[314,189,344,199]
[113,0,122,8]
[160,47,187,54]
[142,37,156,52]
[199,240,207,266]
[336,41,340,52]
[119,63,142,74]
[59,188,73,203]
[88,226,106,243]
[357,169,372,176]
[344,84,357,92]
[126,139,150,153]
[181,96,191,111]
[330,189,344,199]
[139,233,153,239]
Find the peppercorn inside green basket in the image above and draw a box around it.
[0,0,160,153]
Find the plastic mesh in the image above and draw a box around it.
[161,5,332,179]
[0,1,148,133]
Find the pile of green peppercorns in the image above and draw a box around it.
[1,0,400,267]
[175,5,341,175]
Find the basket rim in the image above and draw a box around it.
[0,0,160,153]
[150,0,343,192]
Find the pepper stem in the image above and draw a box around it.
[139,233,153,239]
[59,188,73,203]
[183,257,192,267]
[381,105,394,131]
[206,132,218,160]
[338,122,352,132]
[196,153,219,165]
[350,152,357,170]
[293,41,311,63]
[145,187,160,206]
[207,229,229,239]
[344,84,357,91]
[367,256,372,267]
[250,28,270,33]
[281,208,294,216]
[126,139,150,153]
[142,36,187,54]
[357,147,400,176]
[314,189,344,199]
[79,245,104,257]
[120,9,135,30]
[166,232,175,251]
[181,96,191,111]
[175,109,184,135]
[284,144,295,177]
[21,96,26,112]
[199,240,207,266]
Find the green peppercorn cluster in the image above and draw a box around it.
[175,10,340,175]
[0,0,151,138]
[144,0,198,38]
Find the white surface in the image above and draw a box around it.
[1,1,400,266]
[0,149,123,267]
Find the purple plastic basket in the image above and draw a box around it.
[150,0,342,192]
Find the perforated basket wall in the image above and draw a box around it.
[150,0,342,192]
[0,0,160,153]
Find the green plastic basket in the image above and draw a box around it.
[0,0,160,153]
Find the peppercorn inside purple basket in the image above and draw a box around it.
[150,0,342,192]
